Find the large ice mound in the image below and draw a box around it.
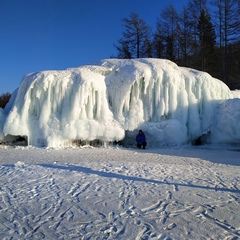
[1,58,239,147]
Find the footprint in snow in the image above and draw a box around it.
[165,222,176,230]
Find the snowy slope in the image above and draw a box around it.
[1,58,239,148]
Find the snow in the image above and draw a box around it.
[0,108,6,139]
[1,58,239,148]
[0,145,239,239]
[211,98,240,143]
[231,89,240,98]
[0,58,239,238]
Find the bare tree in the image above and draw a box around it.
[115,12,152,59]
[152,23,164,58]
[177,6,197,66]
[184,0,208,62]
[155,4,179,61]
[211,0,240,86]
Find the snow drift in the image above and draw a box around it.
[1,58,239,147]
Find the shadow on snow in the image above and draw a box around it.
[38,163,240,194]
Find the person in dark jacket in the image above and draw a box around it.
[136,130,147,149]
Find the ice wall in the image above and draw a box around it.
[211,98,240,143]
[1,58,238,147]
[3,68,124,147]
[0,108,6,139]
[98,59,233,146]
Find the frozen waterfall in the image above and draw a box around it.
[1,58,239,148]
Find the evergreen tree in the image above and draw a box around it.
[211,0,240,86]
[184,0,207,66]
[143,37,153,58]
[197,9,216,73]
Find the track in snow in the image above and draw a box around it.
[0,147,239,239]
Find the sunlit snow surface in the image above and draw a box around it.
[0,146,240,239]
[1,58,240,147]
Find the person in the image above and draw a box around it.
[136,130,147,149]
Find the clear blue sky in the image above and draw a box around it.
[0,0,188,95]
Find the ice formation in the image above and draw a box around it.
[0,108,6,139]
[1,58,239,147]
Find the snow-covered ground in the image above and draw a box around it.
[0,145,239,239]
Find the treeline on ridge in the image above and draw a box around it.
[114,0,240,90]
